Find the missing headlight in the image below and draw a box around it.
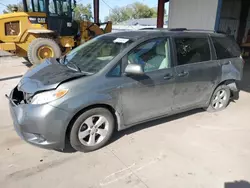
[12,86,24,105]
[12,86,33,104]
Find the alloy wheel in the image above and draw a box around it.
[78,115,109,146]
[212,89,228,110]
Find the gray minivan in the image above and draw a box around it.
[7,29,244,152]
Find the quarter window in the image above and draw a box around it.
[175,37,211,65]
[109,63,121,77]
[212,36,241,59]
[128,38,171,73]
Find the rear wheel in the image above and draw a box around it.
[206,85,231,112]
[27,38,61,64]
[69,108,114,152]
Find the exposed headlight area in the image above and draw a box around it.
[10,86,68,105]
[31,89,68,105]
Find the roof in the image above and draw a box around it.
[105,28,225,40]
[105,30,160,40]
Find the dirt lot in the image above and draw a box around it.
[0,56,250,188]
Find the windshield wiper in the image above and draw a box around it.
[63,55,82,72]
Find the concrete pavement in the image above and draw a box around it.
[0,57,250,188]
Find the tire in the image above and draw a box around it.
[27,38,61,65]
[69,108,115,152]
[206,85,231,112]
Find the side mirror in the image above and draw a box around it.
[125,64,144,76]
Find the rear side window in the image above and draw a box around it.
[174,37,211,65]
[211,36,241,59]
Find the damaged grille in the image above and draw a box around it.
[12,86,32,105]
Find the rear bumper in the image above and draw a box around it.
[8,93,71,150]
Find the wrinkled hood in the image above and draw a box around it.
[17,58,85,93]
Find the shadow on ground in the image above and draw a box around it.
[60,108,203,153]
[22,60,33,68]
[225,180,250,188]
[109,108,203,145]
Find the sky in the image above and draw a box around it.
[0,0,169,21]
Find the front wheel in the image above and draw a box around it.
[206,85,231,112]
[69,108,114,152]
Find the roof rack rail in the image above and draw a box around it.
[139,27,156,30]
[139,27,187,31]
[138,28,218,33]
[168,28,187,31]
[217,31,227,34]
[187,29,216,32]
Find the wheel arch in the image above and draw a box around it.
[218,79,236,86]
[65,103,122,143]
[207,79,238,106]
[218,79,239,99]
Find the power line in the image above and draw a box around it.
[0,2,7,7]
[101,0,136,29]
[101,0,114,11]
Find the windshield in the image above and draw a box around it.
[65,36,133,73]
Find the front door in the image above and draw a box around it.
[172,36,220,109]
[120,38,175,125]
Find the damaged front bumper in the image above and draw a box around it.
[7,87,70,150]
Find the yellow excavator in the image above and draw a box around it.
[0,0,112,64]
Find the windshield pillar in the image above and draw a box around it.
[31,0,35,12]
[23,0,28,12]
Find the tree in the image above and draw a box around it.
[130,2,156,19]
[105,2,157,23]
[3,2,24,13]
[73,3,93,21]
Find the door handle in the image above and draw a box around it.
[163,74,173,80]
[178,71,188,77]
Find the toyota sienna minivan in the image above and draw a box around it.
[7,29,244,152]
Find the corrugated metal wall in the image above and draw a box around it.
[219,0,250,42]
[168,0,218,30]
[218,0,241,39]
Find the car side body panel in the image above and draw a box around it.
[173,60,221,110]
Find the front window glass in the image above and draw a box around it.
[128,38,171,73]
[65,36,132,73]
